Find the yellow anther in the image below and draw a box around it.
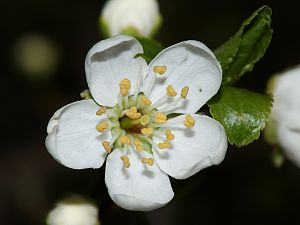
[120,135,131,145]
[165,129,175,141]
[96,106,107,116]
[120,155,129,162]
[119,78,131,96]
[141,115,150,125]
[166,85,177,97]
[184,114,195,128]
[96,122,109,132]
[134,139,143,151]
[120,88,129,96]
[125,107,141,119]
[141,96,152,105]
[153,65,167,75]
[141,127,153,136]
[120,156,131,168]
[155,112,167,124]
[102,141,111,153]
[181,86,189,99]
[141,157,154,166]
[158,140,171,149]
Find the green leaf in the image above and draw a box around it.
[208,86,273,147]
[214,5,273,85]
[135,37,163,63]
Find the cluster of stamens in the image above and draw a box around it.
[95,65,195,169]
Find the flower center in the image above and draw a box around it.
[94,65,195,169]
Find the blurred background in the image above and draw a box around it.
[1,0,300,224]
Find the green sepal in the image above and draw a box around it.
[208,86,273,147]
[214,5,273,85]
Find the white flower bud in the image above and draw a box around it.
[46,196,100,225]
[265,65,300,167]
[100,0,162,37]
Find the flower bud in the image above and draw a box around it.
[46,196,100,225]
[100,0,162,37]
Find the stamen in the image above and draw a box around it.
[141,95,152,106]
[96,122,109,132]
[141,115,150,125]
[96,106,107,116]
[150,95,168,109]
[118,93,124,110]
[155,112,167,124]
[102,141,112,153]
[165,129,175,141]
[125,107,141,119]
[119,78,131,97]
[134,138,143,152]
[184,114,195,127]
[141,127,153,136]
[120,155,131,168]
[158,140,171,149]
[141,157,154,166]
[120,135,131,145]
[181,86,189,99]
[153,65,167,75]
[166,85,177,97]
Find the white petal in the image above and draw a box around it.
[105,148,174,211]
[153,114,227,179]
[143,41,222,114]
[272,66,300,129]
[277,124,300,168]
[45,126,61,163]
[85,35,147,107]
[46,100,111,169]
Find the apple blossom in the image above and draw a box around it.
[46,35,228,211]
[265,65,300,167]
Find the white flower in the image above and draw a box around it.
[100,0,161,37]
[266,65,300,167]
[46,35,228,211]
[46,197,99,225]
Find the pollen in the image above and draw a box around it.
[141,115,150,125]
[153,65,167,75]
[141,157,154,166]
[165,129,175,141]
[102,141,111,153]
[125,107,141,119]
[96,122,109,132]
[141,127,153,136]
[181,86,189,99]
[155,112,167,124]
[184,114,195,127]
[141,95,152,105]
[120,135,131,145]
[119,78,131,96]
[120,155,131,168]
[166,85,177,97]
[158,140,170,149]
[96,106,107,116]
[134,138,143,151]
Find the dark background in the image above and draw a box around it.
[1,0,300,224]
